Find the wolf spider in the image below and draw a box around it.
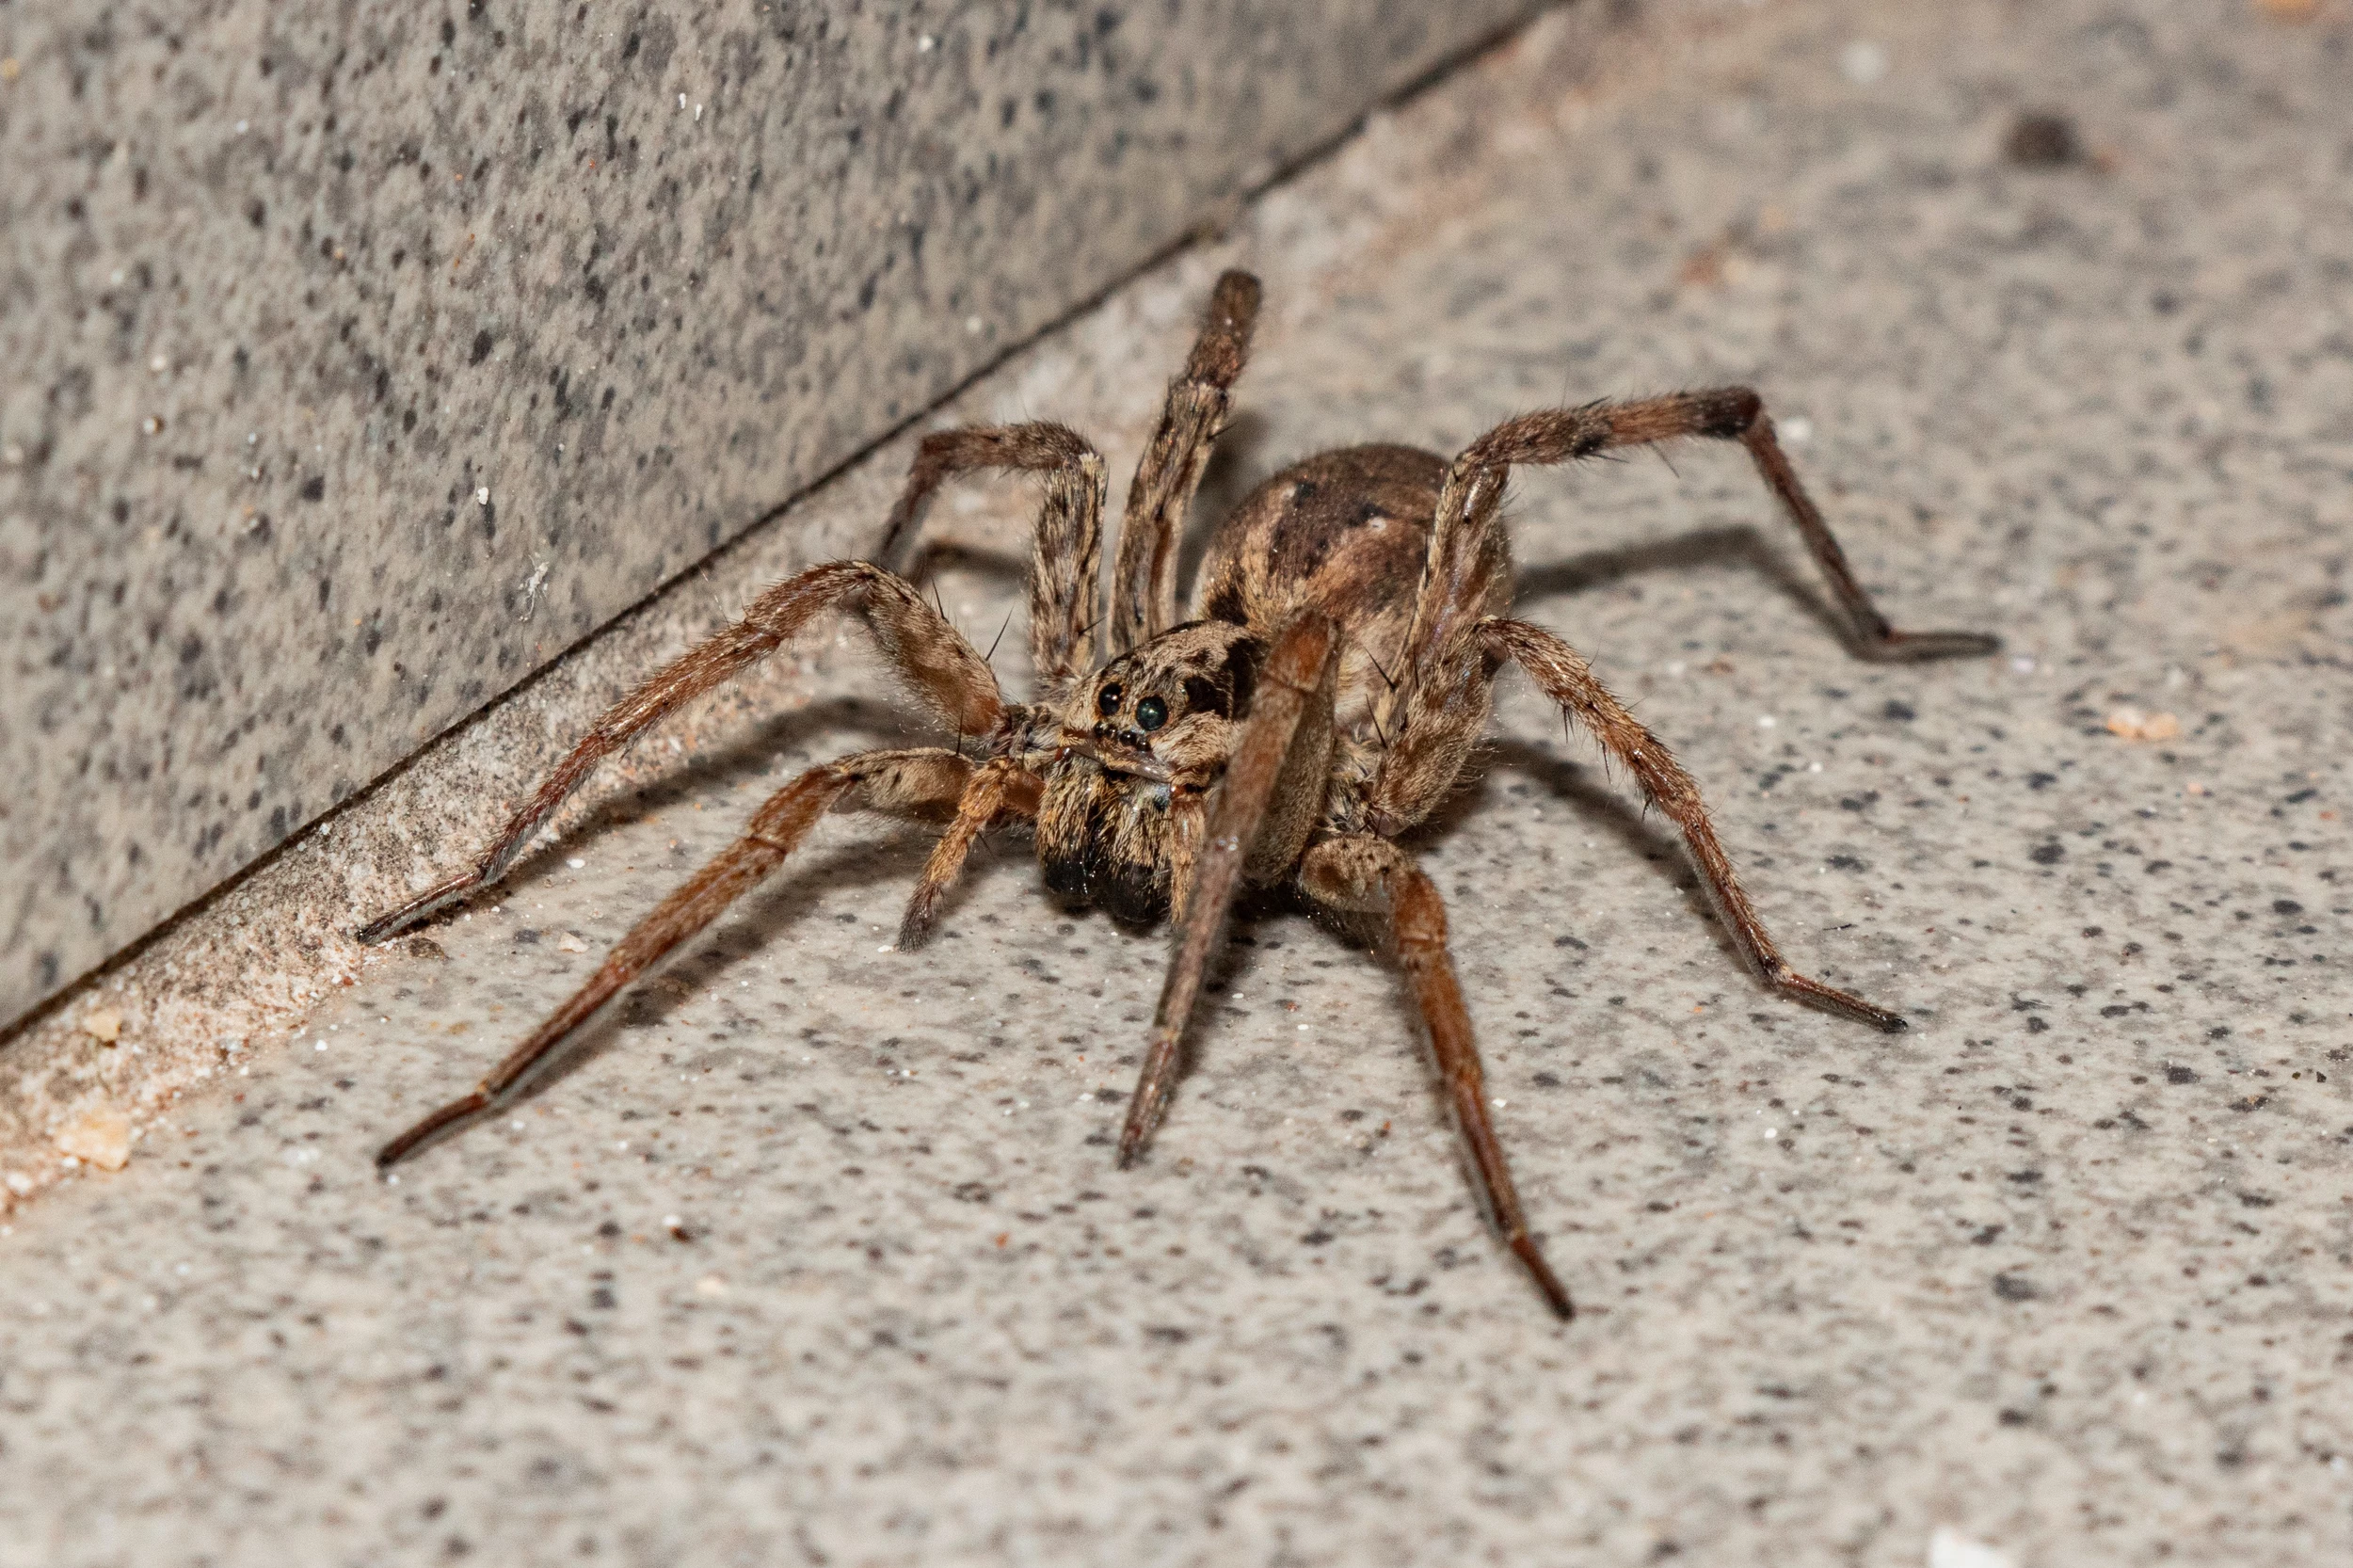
[360,270,1995,1317]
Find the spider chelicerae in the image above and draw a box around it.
[360,270,1996,1317]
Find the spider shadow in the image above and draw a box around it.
[1150,733,1706,1110]
[1512,520,1850,650]
[1288,735,1749,1046]
[901,537,1027,599]
[484,695,946,904]
[472,827,954,1128]
[405,694,983,1126]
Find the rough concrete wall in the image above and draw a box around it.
[0,0,1539,1028]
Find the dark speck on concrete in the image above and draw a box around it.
[2005,111,2083,168]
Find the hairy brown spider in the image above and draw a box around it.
[360,271,1996,1317]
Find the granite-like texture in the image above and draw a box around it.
[0,0,1538,1029]
[3,1,2350,1563]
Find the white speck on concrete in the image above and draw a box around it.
[1929,1527,2016,1568]
[1840,40,1888,84]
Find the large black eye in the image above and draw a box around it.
[1096,682,1123,717]
[1134,695,1168,732]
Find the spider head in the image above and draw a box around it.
[1033,622,1260,925]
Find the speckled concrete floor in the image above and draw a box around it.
[4,2,2349,1564]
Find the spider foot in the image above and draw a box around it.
[376,1088,490,1167]
[356,871,479,945]
[1859,628,2003,663]
[1772,965,1908,1032]
[1510,1233,1576,1321]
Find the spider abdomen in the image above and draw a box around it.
[1195,444,1501,728]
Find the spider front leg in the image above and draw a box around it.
[1301,833,1574,1320]
[356,560,1003,945]
[377,747,976,1167]
[1111,268,1261,652]
[1475,616,1905,1030]
[1118,611,1340,1164]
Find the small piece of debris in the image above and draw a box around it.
[2105,709,2180,742]
[695,1273,728,1297]
[1929,1525,2018,1568]
[2004,111,2082,169]
[2255,0,2318,21]
[82,1008,124,1044]
[1678,243,1728,289]
[556,932,589,953]
[406,936,449,961]
[56,1106,133,1172]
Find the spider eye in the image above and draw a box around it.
[1134,696,1168,732]
[1096,683,1123,717]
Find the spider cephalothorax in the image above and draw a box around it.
[1035,619,1260,925]
[360,270,1996,1318]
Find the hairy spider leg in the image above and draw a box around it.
[1118,612,1339,1166]
[355,561,1005,945]
[874,422,1108,692]
[1300,832,1575,1320]
[376,748,976,1167]
[1474,616,1904,1030]
[1111,269,1262,653]
[1401,388,2001,683]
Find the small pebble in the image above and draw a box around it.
[2105,708,2180,742]
[82,1008,123,1044]
[56,1106,132,1172]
